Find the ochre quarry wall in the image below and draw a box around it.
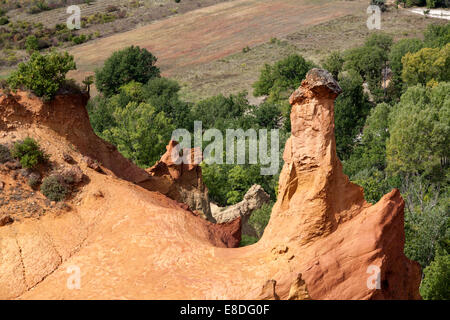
[0,69,421,299]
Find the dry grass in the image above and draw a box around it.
[172,6,448,101]
[63,0,367,84]
[1,0,445,100]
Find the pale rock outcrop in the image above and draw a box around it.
[212,184,270,236]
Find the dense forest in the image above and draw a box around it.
[2,22,449,300]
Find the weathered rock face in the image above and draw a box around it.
[0,70,421,300]
[0,91,243,299]
[144,140,212,220]
[213,184,270,237]
[259,69,422,299]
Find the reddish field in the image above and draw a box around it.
[68,0,368,81]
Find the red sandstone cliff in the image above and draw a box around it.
[0,70,421,299]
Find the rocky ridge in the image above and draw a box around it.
[0,69,421,299]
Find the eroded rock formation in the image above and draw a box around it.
[145,140,212,220]
[0,69,421,299]
[212,184,270,237]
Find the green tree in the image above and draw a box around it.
[321,51,344,79]
[251,102,282,129]
[402,176,449,268]
[401,44,450,86]
[102,102,175,167]
[386,83,450,179]
[424,23,450,49]
[142,77,192,129]
[253,54,316,101]
[388,38,423,97]
[95,46,160,96]
[365,32,393,53]
[86,95,117,135]
[344,102,391,177]
[420,252,450,300]
[343,33,393,102]
[8,51,76,100]
[82,75,94,94]
[334,70,371,160]
[191,92,252,130]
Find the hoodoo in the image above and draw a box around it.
[0,69,421,299]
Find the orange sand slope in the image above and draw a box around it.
[0,69,421,299]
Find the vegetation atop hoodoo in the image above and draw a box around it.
[7,51,76,100]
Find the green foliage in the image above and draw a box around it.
[95,46,160,96]
[7,51,76,100]
[143,77,192,129]
[371,0,387,11]
[321,51,344,79]
[25,35,39,54]
[248,203,274,237]
[351,169,399,204]
[334,70,371,160]
[40,175,68,202]
[388,38,423,97]
[240,235,258,247]
[253,54,316,101]
[403,176,449,267]
[190,92,253,130]
[365,32,393,53]
[401,44,450,86]
[102,101,175,168]
[251,102,282,129]
[405,0,426,6]
[0,144,11,163]
[343,32,393,102]
[0,16,9,25]
[82,75,94,93]
[424,23,450,49]
[86,95,117,135]
[386,83,450,178]
[420,252,450,300]
[11,138,47,169]
[202,162,278,206]
[344,102,391,177]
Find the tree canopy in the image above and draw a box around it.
[95,46,160,96]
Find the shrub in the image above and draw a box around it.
[25,35,39,53]
[420,253,450,300]
[7,51,76,100]
[27,173,41,189]
[0,16,9,25]
[71,34,88,45]
[0,144,12,163]
[95,46,160,96]
[11,138,47,169]
[40,175,68,202]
